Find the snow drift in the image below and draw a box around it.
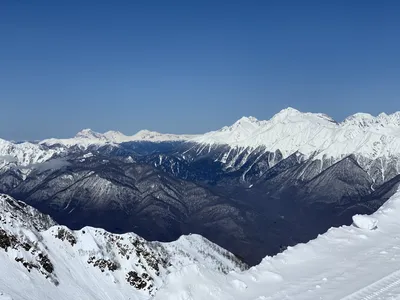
[352,214,378,230]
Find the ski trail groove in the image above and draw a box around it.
[340,269,400,300]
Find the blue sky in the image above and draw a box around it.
[1,0,399,140]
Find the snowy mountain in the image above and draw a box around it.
[154,188,400,300]
[1,107,400,267]
[40,129,197,148]
[193,107,400,161]
[0,194,246,300]
[0,138,59,168]
[3,107,400,165]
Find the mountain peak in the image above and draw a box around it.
[135,129,158,135]
[343,113,376,127]
[271,107,303,121]
[236,116,259,123]
[133,130,166,139]
[342,111,400,128]
[103,130,126,141]
[271,107,336,124]
[274,107,301,117]
[74,128,102,139]
[221,116,264,134]
[279,107,301,114]
[377,111,400,126]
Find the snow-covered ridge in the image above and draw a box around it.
[3,107,400,166]
[193,107,400,160]
[35,107,400,160]
[0,138,59,168]
[0,194,246,300]
[40,129,198,148]
[0,194,56,231]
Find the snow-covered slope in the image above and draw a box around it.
[0,194,246,300]
[193,107,400,161]
[0,138,58,168]
[40,129,197,148]
[154,187,400,300]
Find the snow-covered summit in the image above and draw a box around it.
[193,108,400,160]
[343,112,377,127]
[74,128,104,140]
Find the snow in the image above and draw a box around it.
[3,188,400,299]
[0,138,59,168]
[0,194,245,300]
[40,129,198,148]
[3,108,400,299]
[0,293,12,300]
[3,107,400,169]
[352,214,378,230]
[192,107,400,162]
[154,187,400,300]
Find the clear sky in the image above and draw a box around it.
[1,0,399,140]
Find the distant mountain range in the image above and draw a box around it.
[1,107,400,265]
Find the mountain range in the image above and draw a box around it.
[1,107,400,265]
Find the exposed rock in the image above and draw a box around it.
[126,271,153,290]
[87,256,119,272]
[55,227,77,246]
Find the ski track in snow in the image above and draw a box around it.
[340,269,400,300]
[261,228,400,300]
